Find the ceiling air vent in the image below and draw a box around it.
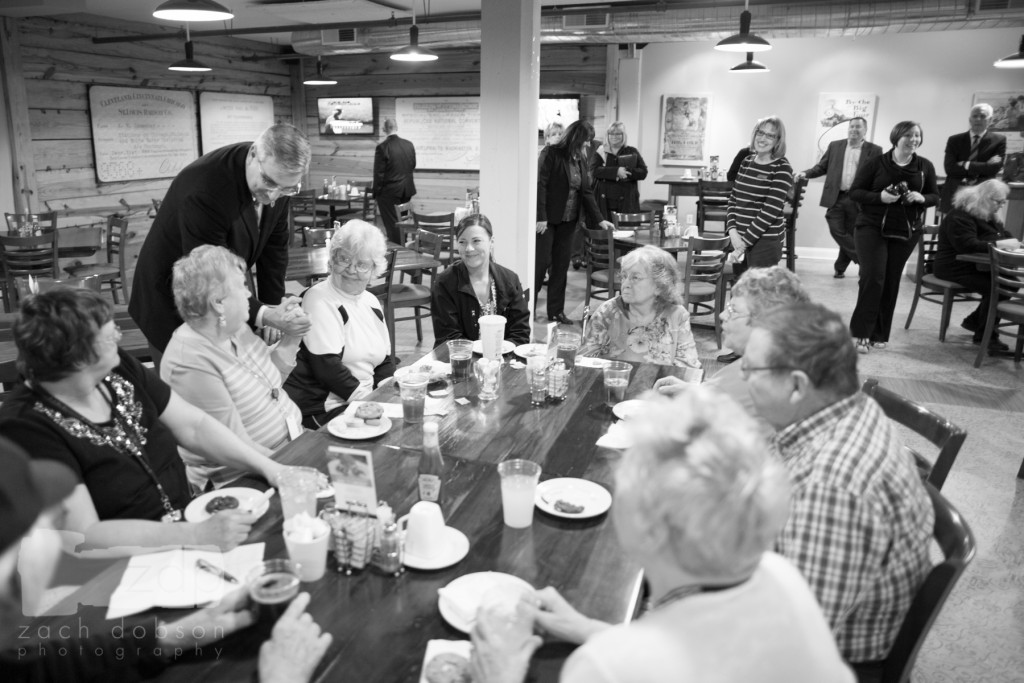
[975,0,1024,10]
[321,28,359,46]
[562,13,610,30]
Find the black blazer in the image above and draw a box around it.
[803,139,883,208]
[373,134,417,203]
[934,208,1011,280]
[941,130,1006,212]
[536,147,604,226]
[129,143,290,352]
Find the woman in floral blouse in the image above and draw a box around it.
[579,245,701,369]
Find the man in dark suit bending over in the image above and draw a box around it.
[798,117,882,279]
[129,123,313,359]
[373,118,417,244]
[940,103,1006,213]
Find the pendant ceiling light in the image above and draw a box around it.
[304,57,337,86]
[994,35,1024,69]
[715,0,771,53]
[729,52,769,74]
[153,0,233,22]
[169,25,211,72]
[391,1,438,62]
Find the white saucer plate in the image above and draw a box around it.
[185,487,272,523]
[535,478,612,519]
[327,415,393,440]
[438,572,534,633]
[612,399,647,421]
[472,340,515,356]
[513,343,547,359]
[403,526,470,571]
[612,230,635,239]
[395,362,451,383]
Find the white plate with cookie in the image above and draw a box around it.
[535,478,612,519]
[184,487,272,523]
[419,639,472,683]
[327,401,392,440]
[395,362,451,384]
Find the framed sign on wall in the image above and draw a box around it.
[199,92,274,153]
[658,94,711,166]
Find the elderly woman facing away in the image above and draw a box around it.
[934,179,1022,354]
[160,245,308,491]
[579,245,700,370]
[0,288,294,553]
[470,388,854,683]
[283,219,395,428]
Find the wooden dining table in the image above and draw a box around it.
[316,193,365,223]
[613,229,691,254]
[28,348,690,682]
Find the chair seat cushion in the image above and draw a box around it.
[590,269,619,285]
[63,264,120,279]
[390,284,432,304]
[921,274,966,290]
[995,301,1024,322]
[686,282,717,299]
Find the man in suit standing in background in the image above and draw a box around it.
[373,118,417,244]
[941,103,1006,214]
[798,117,882,279]
[129,123,313,360]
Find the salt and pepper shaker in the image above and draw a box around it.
[376,513,403,576]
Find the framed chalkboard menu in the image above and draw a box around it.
[199,92,275,153]
[396,96,480,171]
[88,85,199,183]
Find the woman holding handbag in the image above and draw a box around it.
[848,121,939,354]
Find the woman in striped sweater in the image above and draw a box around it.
[726,117,794,273]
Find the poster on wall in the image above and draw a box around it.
[88,85,198,183]
[317,97,375,136]
[396,96,480,171]
[538,97,580,140]
[658,94,710,166]
[973,91,1024,154]
[199,92,274,153]
[813,93,878,164]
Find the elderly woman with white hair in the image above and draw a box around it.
[934,178,1021,353]
[470,388,854,683]
[161,245,307,491]
[283,220,395,428]
[579,245,700,369]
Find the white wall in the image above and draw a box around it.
[635,27,1024,252]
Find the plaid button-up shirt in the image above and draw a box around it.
[773,392,934,663]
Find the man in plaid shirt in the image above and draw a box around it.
[743,303,933,672]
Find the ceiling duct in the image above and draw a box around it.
[563,13,611,30]
[291,0,1024,56]
[321,28,360,46]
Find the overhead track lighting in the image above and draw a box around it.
[169,25,211,72]
[715,0,771,53]
[391,2,438,62]
[994,35,1024,69]
[304,57,337,86]
[153,0,233,22]
[729,52,769,73]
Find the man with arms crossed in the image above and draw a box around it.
[798,117,882,279]
[742,303,933,676]
[941,103,1006,214]
[130,124,313,359]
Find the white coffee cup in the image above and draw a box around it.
[399,501,446,560]
[478,314,507,360]
[682,168,692,179]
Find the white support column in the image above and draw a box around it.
[616,49,642,150]
[480,0,541,328]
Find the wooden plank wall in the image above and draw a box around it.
[303,45,608,214]
[8,13,292,278]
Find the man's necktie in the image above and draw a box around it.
[967,134,981,162]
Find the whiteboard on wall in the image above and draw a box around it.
[88,85,198,183]
[199,92,275,153]
[396,97,481,171]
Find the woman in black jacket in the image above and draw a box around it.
[934,179,1021,353]
[536,120,614,324]
[592,122,649,221]
[848,121,939,354]
[431,214,531,346]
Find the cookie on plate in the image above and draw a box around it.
[205,495,239,514]
[423,653,471,683]
[354,402,384,422]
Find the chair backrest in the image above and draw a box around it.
[879,482,976,683]
[303,226,334,248]
[396,202,412,223]
[861,379,967,491]
[367,248,398,310]
[989,244,1024,305]
[583,227,616,281]
[782,176,808,271]
[4,212,58,235]
[413,230,444,281]
[612,211,655,233]
[697,180,732,202]
[413,212,456,261]
[0,231,60,283]
[682,234,730,304]
[913,224,941,279]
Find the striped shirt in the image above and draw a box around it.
[161,324,301,490]
[773,392,933,663]
[726,156,794,246]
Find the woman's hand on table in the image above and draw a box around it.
[653,376,689,396]
[532,587,611,645]
[259,592,333,683]
[470,599,543,683]
[192,509,258,550]
[157,586,255,654]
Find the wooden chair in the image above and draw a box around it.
[861,379,967,491]
[0,231,60,312]
[611,211,656,236]
[356,182,377,223]
[682,235,730,348]
[975,245,1024,369]
[289,191,330,245]
[582,228,618,306]
[63,215,130,303]
[388,231,443,352]
[412,212,456,265]
[4,212,58,236]
[877,482,976,683]
[905,225,979,341]
[394,202,415,245]
[696,180,732,235]
[782,176,807,272]
[302,226,334,248]
[367,250,400,358]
